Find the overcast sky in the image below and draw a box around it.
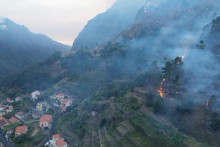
[0,0,116,46]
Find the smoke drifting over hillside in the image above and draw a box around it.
[72,0,146,50]
[114,0,220,96]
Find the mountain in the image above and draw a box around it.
[0,17,70,80]
[71,0,146,50]
[1,0,220,146]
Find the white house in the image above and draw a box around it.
[31,90,41,100]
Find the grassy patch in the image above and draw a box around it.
[14,122,47,147]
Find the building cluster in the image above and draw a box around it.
[36,101,50,112]
[50,94,73,112]
[0,96,22,116]
[45,134,67,147]
[0,116,27,138]
[0,90,72,146]
[0,116,19,129]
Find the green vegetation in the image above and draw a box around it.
[3,122,21,134]
[13,123,47,147]
[46,108,54,115]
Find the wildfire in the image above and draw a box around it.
[206,100,209,106]
[157,87,165,98]
[157,78,166,98]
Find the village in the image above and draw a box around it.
[0,90,73,147]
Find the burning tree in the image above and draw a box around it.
[157,57,185,98]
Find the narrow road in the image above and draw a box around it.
[0,129,16,147]
[34,98,60,147]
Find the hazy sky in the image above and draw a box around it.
[0,0,116,46]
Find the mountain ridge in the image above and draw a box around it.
[71,0,146,50]
[0,17,70,80]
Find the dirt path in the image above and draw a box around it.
[31,127,39,137]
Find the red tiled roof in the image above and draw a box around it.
[9,105,13,109]
[56,139,67,147]
[0,117,10,127]
[15,126,27,134]
[40,115,52,123]
[0,119,7,127]
[10,116,19,123]
[62,98,69,103]
[6,98,11,102]
[5,119,10,124]
[53,134,61,140]
[56,94,64,97]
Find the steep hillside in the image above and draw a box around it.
[0,17,70,80]
[71,0,145,50]
[1,0,220,146]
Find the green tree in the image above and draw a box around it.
[162,61,173,79]
[196,40,205,49]
[210,112,220,131]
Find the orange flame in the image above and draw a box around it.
[206,100,209,106]
[157,87,165,98]
[157,78,166,98]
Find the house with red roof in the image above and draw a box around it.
[0,116,10,129]
[55,94,65,101]
[6,98,13,103]
[56,139,67,147]
[10,116,19,123]
[6,105,13,113]
[61,98,73,107]
[15,126,28,136]
[15,96,22,102]
[45,134,67,147]
[39,115,52,129]
[53,134,61,141]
